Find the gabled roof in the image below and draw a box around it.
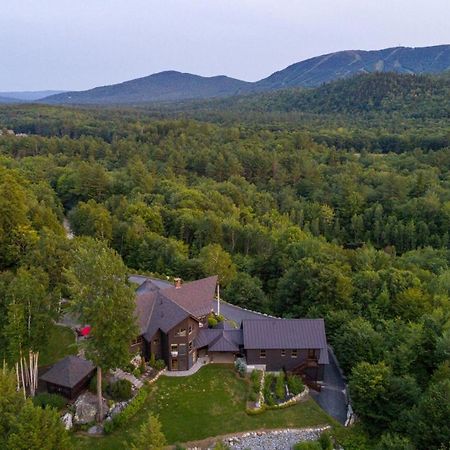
[136,278,172,293]
[135,276,217,339]
[161,276,217,317]
[243,319,328,352]
[144,293,195,340]
[39,356,95,388]
[209,335,238,352]
[195,328,243,352]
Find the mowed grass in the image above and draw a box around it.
[74,364,333,449]
[39,324,77,367]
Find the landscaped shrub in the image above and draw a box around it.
[263,373,276,406]
[318,431,333,450]
[32,393,66,410]
[89,375,108,394]
[154,359,166,371]
[287,374,304,395]
[275,372,286,400]
[104,387,149,434]
[234,358,246,377]
[109,379,132,401]
[208,316,218,328]
[249,390,258,402]
[139,357,146,374]
[250,369,262,394]
[250,369,260,384]
[103,419,114,434]
[149,353,156,368]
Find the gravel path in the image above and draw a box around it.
[223,427,330,450]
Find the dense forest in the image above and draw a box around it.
[0,73,449,449]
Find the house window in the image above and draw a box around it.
[131,337,141,345]
[281,349,286,357]
[188,325,193,334]
[188,341,193,352]
[179,344,186,355]
[153,339,159,345]
[171,344,178,353]
[260,349,266,359]
[291,349,298,358]
[308,349,316,359]
[176,328,187,337]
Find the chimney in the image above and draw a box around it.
[174,277,182,289]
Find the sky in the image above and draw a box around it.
[1,0,450,91]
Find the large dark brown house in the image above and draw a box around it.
[132,276,329,381]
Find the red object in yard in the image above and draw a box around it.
[79,326,91,337]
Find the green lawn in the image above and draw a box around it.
[74,365,333,449]
[39,324,78,367]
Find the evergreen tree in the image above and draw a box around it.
[66,238,138,421]
[132,413,166,450]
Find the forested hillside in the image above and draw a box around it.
[233,72,450,116]
[0,98,449,449]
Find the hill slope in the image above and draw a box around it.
[238,72,450,117]
[43,71,252,104]
[0,96,24,104]
[255,45,450,89]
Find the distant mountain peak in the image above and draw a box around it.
[38,44,450,105]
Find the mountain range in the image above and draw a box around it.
[2,44,449,105]
[0,91,65,104]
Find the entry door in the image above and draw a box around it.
[172,358,178,370]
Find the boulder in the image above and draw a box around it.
[61,412,73,430]
[74,391,107,424]
[87,425,103,435]
[108,401,129,418]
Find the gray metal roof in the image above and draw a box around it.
[195,329,243,351]
[135,276,217,340]
[209,334,239,352]
[39,356,95,388]
[243,319,328,352]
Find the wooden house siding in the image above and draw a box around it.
[46,370,95,399]
[246,348,310,371]
[166,317,199,371]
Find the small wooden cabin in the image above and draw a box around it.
[39,356,95,399]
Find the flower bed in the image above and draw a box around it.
[247,371,307,413]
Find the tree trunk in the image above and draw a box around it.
[96,366,103,422]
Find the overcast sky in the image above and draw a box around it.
[2,0,449,91]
